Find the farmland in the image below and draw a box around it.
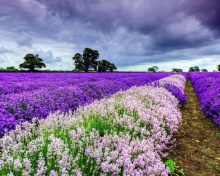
[190,73,220,126]
[0,73,173,137]
[0,72,220,175]
[170,76,220,176]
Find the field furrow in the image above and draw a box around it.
[170,80,220,176]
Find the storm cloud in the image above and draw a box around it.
[0,47,14,54]
[0,0,219,71]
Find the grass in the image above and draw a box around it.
[165,158,184,175]
[213,162,220,173]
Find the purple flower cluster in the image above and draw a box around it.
[152,74,188,107]
[0,74,186,175]
[190,72,220,126]
[162,83,187,107]
[0,73,173,137]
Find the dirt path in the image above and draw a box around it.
[170,80,220,176]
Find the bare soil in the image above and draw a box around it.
[169,80,220,176]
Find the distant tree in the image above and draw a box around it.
[189,67,194,72]
[72,48,99,72]
[152,66,159,72]
[108,63,117,72]
[148,66,159,72]
[0,67,5,72]
[201,69,208,72]
[217,64,220,71]
[6,66,19,72]
[98,60,108,72]
[189,66,200,72]
[91,60,98,71]
[98,60,117,72]
[148,67,155,72]
[6,66,15,70]
[72,53,83,70]
[19,53,46,72]
[172,68,183,72]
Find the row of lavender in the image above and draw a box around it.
[0,73,175,137]
[190,72,220,126]
[0,74,187,175]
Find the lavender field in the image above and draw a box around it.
[190,72,220,126]
[0,73,175,137]
[0,73,188,175]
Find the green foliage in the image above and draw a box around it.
[148,66,158,72]
[0,66,20,72]
[98,60,117,72]
[172,68,183,72]
[72,48,117,72]
[72,48,99,72]
[19,53,46,72]
[148,67,155,72]
[6,66,19,71]
[201,69,208,72]
[189,66,200,72]
[83,115,113,137]
[98,59,108,72]
[0,67,5,71]
[72,53,83,70]
[108,63,117,72]
[217,64,220,72]
[216,132,220,137]
[213,162,220,173]
[165,158,184,175]
[185,80,192,87]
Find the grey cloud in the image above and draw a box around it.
[54,56,62,62]
[182,0,220,35]
[0,47,14,54]
[0,0,219,70]
[17,34,33,47]
[36,0,217,50]
[0,0,59,38]
[35,50,63,64]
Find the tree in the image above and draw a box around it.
[148,67,155,72]
[98,60,117,72]
[72,48,99,72]
[98,60,108,72]
[148,66,159,72]
[72,53,83,70]
[6,66,19,72]
[0,67,5,72]
[108,63,117,72]
[201,69,208,72]
[172,68,183,72]
[19,53,46,72]
[152,66,159,72]
[189,66,200,72]
[217,64,220,71]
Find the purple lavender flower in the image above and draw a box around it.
[190,72,220,126]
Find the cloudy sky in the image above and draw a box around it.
[0,0,220,71]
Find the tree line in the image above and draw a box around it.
[0,48,117,72]
[147,65,220,72]
[72,48,117,72]
[1,48,220,72]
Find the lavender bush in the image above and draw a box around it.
[0,74,186,175]
[151,74,188,107]
[0,73,174,137]
[190,72,220,126]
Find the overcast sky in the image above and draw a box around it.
[0,0,220,71]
